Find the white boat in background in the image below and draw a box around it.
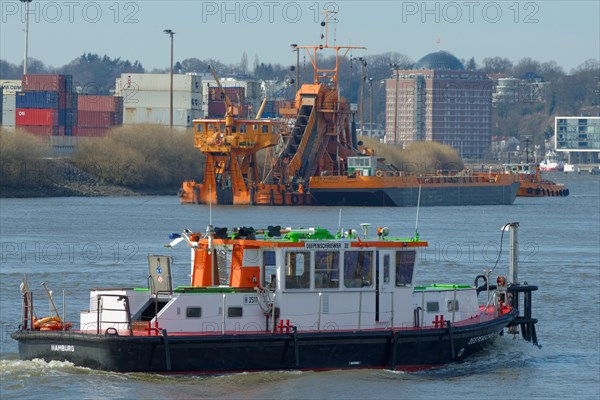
[539,151,565,172]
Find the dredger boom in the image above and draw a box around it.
[208,64,234,129]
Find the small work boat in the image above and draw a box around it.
[502,163,569,197]
[12,222,539,373]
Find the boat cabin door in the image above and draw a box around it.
[376,252,392,323]
[148,255,173,295]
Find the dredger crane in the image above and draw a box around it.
[180,11,369,205]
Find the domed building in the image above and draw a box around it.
[386,50,492,159]
[413,50,465,70]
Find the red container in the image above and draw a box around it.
[78,95,123,112]
[208,87,245,104]
[19,125,59,136]
[75,127,109,137]
[208,101,226,117]
[16,108,59,126]
[22,74,66,92]
[77,111,119,127]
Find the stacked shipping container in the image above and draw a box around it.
[207,86,249,118]
[77,95,123,136]
[116,73,202,128]
[15,74,76,136]
[1,80,22,128]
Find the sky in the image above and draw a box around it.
[0,0,598,73]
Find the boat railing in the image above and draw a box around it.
[95,294,133,336]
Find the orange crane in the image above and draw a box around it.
[179,65,280,205]
[180,11,369,206]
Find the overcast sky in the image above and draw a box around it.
[1,1,598,73]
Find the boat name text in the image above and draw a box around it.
[51,344,75,352]
[467,332,497,345]
[243,295,259,305]
[304,242,345,249]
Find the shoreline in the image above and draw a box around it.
[1,158,179,198]
[0,183,176,198]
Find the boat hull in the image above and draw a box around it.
[12,313,514,373]
[309,181,520,207]
[518,181,568,197]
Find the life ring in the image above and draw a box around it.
[40,320,63,331]
[214,136,222,146]
[33,316,61,330]
[535,187,541,195]
[527,187,533,194]
[376,170,383,177]
[291,193,299,204]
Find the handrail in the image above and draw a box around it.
[96,294,133,336]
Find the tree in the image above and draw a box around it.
[480,57,513,73]
[240,52,248,75]
[465,57,477,71]
[59,53,144,94]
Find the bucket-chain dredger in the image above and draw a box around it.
[180,11,380,205]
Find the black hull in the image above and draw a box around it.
[310,183,520,207]
[11,313,514,373]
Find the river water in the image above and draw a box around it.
[1,172,598,399]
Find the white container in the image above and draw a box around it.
[121,90,201,110]
[2,109,16,126]
[118,74,202,93]
[123,107,201,128]
[2,92,16,111]
[1,80,22,95]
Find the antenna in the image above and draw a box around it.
[415,184,422,238]
[209,184,212,226]
[338,208,342,236]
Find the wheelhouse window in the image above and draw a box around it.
[227,307,243,318]
[263,251,276,288]
[261,124,269,133]
[186,307,202,318]
[314,251,339,289]
[396,250,416,287]
[195,124,204,133]
[285,251,310,289]
[383,254,390,283]
[448,300,459,312]
[426,302,439,312]
[343,251,373,288]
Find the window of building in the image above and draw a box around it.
[396,250,416,287]
[186,307,202,318]
[343,251,373,288]
[285,251,310,289]
[314,251,340,289]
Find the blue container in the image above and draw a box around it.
[16,92,59,109]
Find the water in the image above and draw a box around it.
[1,172,599,399]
